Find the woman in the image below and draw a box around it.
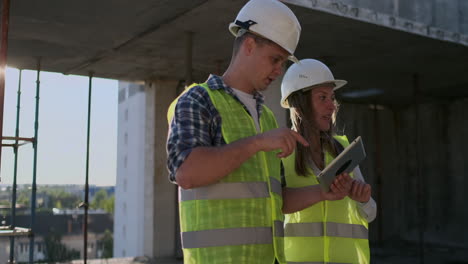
[280,59,377,264]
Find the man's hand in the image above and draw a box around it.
[175,128,307,189]
[349,179,371,203]
[255,128,309,158]
[322,173,352,201]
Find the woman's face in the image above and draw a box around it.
[310,84,336,132]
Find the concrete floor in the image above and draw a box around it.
[70,256,183,264]
[68,243,468,264]
[371,241,468,264]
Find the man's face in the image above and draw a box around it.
[246,38,289,92]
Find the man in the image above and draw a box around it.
[166,0,306,263]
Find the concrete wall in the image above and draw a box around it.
[265,76,468,259]
[337,99,468,248]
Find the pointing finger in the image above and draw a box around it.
[291,130,309,147]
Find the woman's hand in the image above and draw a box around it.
[349,179,371,203]
[322,173,352,201]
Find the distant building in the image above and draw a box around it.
[0,213,113,262]
[114,81,148,257]
[52,208,107,215]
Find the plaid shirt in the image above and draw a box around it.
[166,75,266,183]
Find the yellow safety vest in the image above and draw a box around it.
[283,136,370,264]
[167,83,285,264]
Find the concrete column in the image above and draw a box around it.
[144,79,179,258]
[262,76,287,128]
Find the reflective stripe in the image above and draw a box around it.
[287,261,351,264]
[180,182,269,201]
[326,222,368,239]
[284,222,367,239]
[285,222,324,237]
[270,176,282,196]
[182,227,272,248]
[287,262,324,264]
[274,220,284,237]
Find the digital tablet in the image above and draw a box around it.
[317,136,366,192]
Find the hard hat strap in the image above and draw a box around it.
[234,19,257,31]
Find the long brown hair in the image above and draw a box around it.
[287,86,339,176]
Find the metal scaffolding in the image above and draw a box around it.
[0,0,97,262]
[0,66,96,264]
[0,65,41,263]
[0,12,94,261]
[0,0,37,262]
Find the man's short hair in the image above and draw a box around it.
[232,31,275,58]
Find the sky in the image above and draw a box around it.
[0,67,118,186]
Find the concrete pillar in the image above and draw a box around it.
[262,76,288,128]
[144,79,179,258]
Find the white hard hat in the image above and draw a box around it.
[281,59,347,108]
[229,0,301,62]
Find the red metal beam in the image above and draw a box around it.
[0,0,11,180]
[2,136,35,142]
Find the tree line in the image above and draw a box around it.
[0,185,115,214]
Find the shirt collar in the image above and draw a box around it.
[205,74,265,105]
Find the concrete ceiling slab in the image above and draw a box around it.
[287,4,468,106]
[4,0,468,106]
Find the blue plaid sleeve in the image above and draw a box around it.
[166,85,220,183]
